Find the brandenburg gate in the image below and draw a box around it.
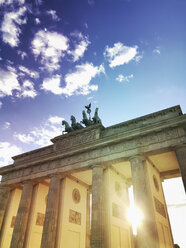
[0,105,186,248]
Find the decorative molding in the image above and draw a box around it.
[52,128,100,151]
[72,188,81,204]
[1,127,185,183]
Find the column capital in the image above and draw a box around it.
[21,179,37,186]
[0,183,11,190]
[128,154,145,164]
[174,144,186,152]
[90,164,106,170]
[48,173,63,179]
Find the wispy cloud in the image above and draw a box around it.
[0,102,2,109]
[35,18,40,25]
[104,42,139,68]
[46,10,60,21]
[17,50,27,60]
[14,116,64,147]
[153,47,161,55]
[0,0,25,5]
[3,122,11,129]
[116,74,134,82]
[18,65,39,79]
[31,30,69,72]
[0,6,27,47]
[0,142,22,167]
[69,33,90,62]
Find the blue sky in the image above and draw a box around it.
[0,0,186,244]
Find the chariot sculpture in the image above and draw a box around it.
[62,104,102,134]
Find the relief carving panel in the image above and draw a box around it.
[154,196,166,218]
[55,129,97,150]
[69,209,81,225]
[36,212,45,226]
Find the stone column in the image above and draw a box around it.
[175,145,186,193]
[86,189,91,248]
[10,181,33,248]
[0,184,10,232]
[90,165,105,248]
[129,156,159,248]
[41,174,61,248]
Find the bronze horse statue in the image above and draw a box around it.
[62,120,74,133]
[71,115,84,130]
[81,110,93,127]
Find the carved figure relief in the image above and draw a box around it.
[69,209,81,225]
[154,196,166,218]
[72,188,81,204]
[36,212,45,226]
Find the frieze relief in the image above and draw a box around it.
[54,129,98,151]
[2,127,185,183]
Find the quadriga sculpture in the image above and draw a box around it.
[62,120,74,133]
[81,110,93,127]
[71,115,84,130]
[92,107,102,124]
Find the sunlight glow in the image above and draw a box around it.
[127,186,143,235]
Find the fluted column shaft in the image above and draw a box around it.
[90,165,105,248]
[129,156,159,248]
[10,181,33,248]
[0,185,10,232]
[41,174,61,248]
[175,145,186,193]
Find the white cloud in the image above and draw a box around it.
[104,42,139,68]
[63,63,104,96]
[0,102,2,108]
[116,74,134,82]
[3,122,11,129]
[0,0,25,5]
[0,68,20,97]
[18,65,39,79]
[31,30,69,72]
[35,18,40,25]
[17,80,37,98]
[41,75,62,94]
[17,50,27,59]
[1,7,27,47]
[0,142,22,167]
[14,133,34,143]
[48,116,64,124]
[14,116,63,147]
[69,34,90,62]
[41,63,104,96]
[46,10,60,21]
[153,48,161,55]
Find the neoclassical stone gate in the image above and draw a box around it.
[0,105,186,248]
